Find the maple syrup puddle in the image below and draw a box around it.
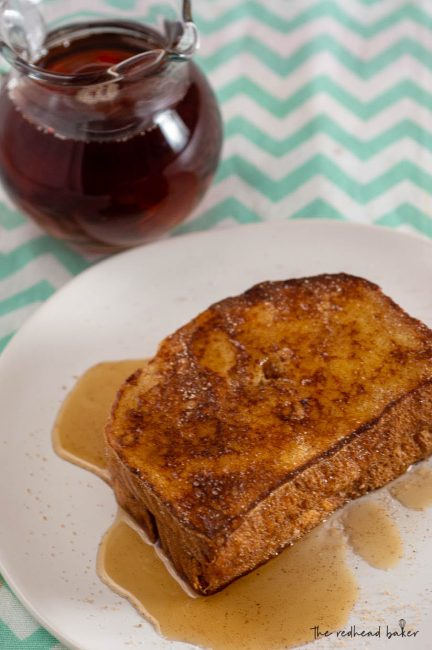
[390,466,432,510]
[98,513,355,650]
[53,360,144,481]
[52,360,431,649]
[341,501,403,569]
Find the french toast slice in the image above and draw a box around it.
[105,273,432,595]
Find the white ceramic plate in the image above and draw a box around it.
[1,220,432,650]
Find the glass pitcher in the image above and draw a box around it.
[0,0,222,252]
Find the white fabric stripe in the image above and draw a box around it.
[345,0,419,22]
[211,53,432,100]
[221,135,432,180]
[0,222,44,253]
[202,17,432,58]
[221,96,432,139]
[0,588,39,640]
[192,177,432,223]
[0,302,43,339]
[0,256,72,300]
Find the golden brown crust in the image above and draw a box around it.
[105,273,432,594]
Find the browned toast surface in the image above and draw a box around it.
[105,273,432,594]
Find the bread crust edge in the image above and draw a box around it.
[106,379,432,595]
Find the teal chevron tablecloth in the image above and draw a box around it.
[2,0,432,647]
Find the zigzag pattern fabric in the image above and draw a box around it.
[1,0,432,645]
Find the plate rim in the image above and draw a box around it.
[1,219,431,369]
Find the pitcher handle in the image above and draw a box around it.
[168,0,199,59]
